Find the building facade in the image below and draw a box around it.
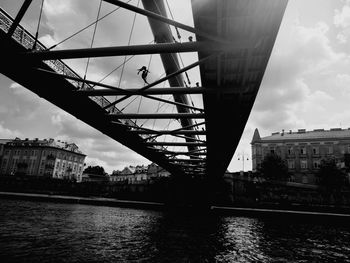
[251,128,350,184]
[0,138,86,181]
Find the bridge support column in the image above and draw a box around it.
[164,174,231,210]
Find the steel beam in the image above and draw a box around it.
[169,121,206,133]
[169,134,206,143]
[103,52,217,109]
[109,113,205,119]
[163,151,207,156]
[170,159,206,163]
[76,87,207,96]
[7,0,33,36]
[102,0,232,44]
[165,152,207,156]
[145,142,205,146]
[35,68,203,112]
[24,41,243,60]
[76,86,233,96]
[129,130,206,135]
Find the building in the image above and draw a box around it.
[147,163,171,178]
[0,139,12,159]
[0,138,86,181]
[251,128,350,184]
[80,173,109,183]
[110,163,170,183]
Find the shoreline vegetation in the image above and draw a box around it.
[1,174,350,217]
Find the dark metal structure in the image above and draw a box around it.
[0,0,288,178]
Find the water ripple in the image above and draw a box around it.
[0,199,350,262]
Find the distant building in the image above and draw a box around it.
[110,163,170,183]
[0,139,12,158]
[251,128,350,184]
[80,173,109,183]
[0,138,86,181]
[147,163,171,178]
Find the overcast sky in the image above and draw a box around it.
[1,0,350,173]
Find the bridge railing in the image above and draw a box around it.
[0,7,140,126]
[0,7,172,152]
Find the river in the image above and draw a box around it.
[0,199,349,262]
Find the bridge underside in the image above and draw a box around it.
[0,0,288,178]
[192,0,288,177]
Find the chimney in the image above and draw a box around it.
[281,129,285,136]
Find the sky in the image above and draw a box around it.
[1,0,350,173]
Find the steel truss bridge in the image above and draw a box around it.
[0,0,288,178]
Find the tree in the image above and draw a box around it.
[258,153,289,181]
[317,158,346,191]
[83,165,106,175]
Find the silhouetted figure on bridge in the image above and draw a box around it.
[137,66,150,84]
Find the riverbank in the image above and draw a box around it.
[0,191,164,210]
[2,191,350,219]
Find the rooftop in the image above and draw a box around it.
[256,128,350,142]
[0,139,12,145]
[5,137,84,154]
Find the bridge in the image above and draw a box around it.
[0,0,288,179]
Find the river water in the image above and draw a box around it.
[0,199,349,262]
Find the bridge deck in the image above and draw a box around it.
[192,0,288,177]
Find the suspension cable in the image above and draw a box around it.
[134,96,142,125]
[92,40,153,88]
[164,0,193,87]
[33,0,44,50]
[151,81,166,129]
[48,0,133,50]
[165,0,181,41]
[120,96,139,112]
[83,0,102,82]
[117,0,140,92]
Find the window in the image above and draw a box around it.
[287,160,295,169]
[312,147,319,155]
[270,147,275,154]
[252,147,256,155]
[300,147,306,155]
[257,147,262,155]
[328,146,333,154]
[288,147,294,155]
[300,159,308,169]
[313,160,321,169]
[1,159,7,169]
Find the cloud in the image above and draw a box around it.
[0,123,22,138]
[334,1,350,43]
[334,4,350,28]
[335,73,350,94]
[228,9,350,172]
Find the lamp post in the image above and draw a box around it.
[238,152,249,172]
